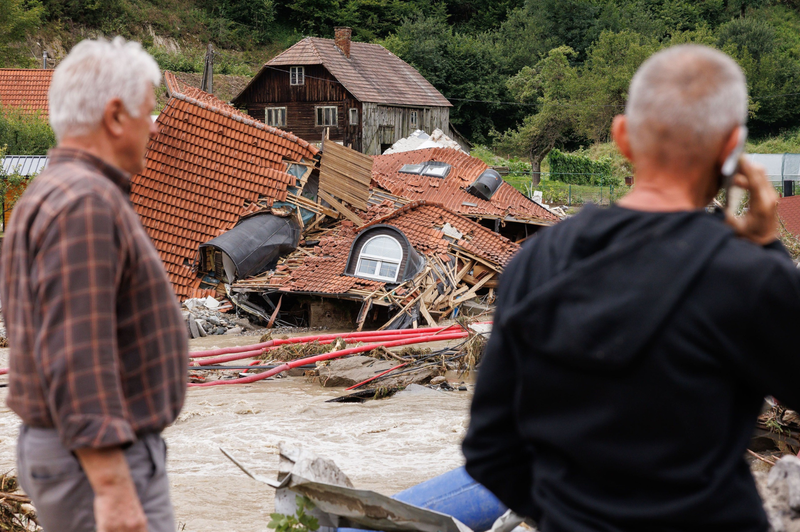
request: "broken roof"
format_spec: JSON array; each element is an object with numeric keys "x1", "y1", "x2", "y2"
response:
[
  {"x1": 235, "y1": 37, "x2": 451, "y2": 108},
  {"x1": 0, "y1": 69, "x2": 53, "y2": 118},
  {"x1": 372, "y1": 148, "x2": 560, "y2": 224},
  {"x1": 131, "y1": 73, "x2": 319, "y2": 299},
  {"x1": 234, "y1": 200, "x2": 519, "y2": 295}
]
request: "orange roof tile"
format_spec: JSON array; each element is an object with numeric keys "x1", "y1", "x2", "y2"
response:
[
  {"x1": 234, "y1": 38, "x2": 450, "y2": 108},
  {"x1": 131, "y1": 76, "x2": 318, "y2": 299},
  {"x1": 247, "y1": 201, "x2": 519, "y2": 295},
  {"x1": 0, "y1": 69, "x2": 53, "y2": 118},
  {"x1": 371, "y1": 148, "x2": 560, "y2": 224},
  {"x1": 778, "y1": 195, "x2": 800, "y2": 239}
]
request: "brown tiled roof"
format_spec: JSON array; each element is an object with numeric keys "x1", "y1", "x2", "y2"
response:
[
  {"x1": 0, "y1": 69, "x2": 53, "y2": 118},
  {"x1": 372, "y1": 148, "x2": 560, "y2": 224},
  {"x1": 243, "y1": 37, "x2": 450, "y2": 108},
  {"x1": 242, "y1": 201, "x2": 519, "y2": 295},
  {"x1": 131, "y1": 76, "x2": 319, "y2": 299},
  {"x1": 778, "y1": 195, "x2": 800, "y2": 239}
]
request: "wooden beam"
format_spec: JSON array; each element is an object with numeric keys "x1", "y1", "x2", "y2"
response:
[
  {"x1": 453, "y1": 272, "x2": 496, "y2": 304},
  {"x1": 318, "y1": 190, "x2": 364, "y2": 225}
]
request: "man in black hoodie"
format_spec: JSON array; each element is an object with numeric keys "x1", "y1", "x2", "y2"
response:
[{"x1": 462, "y1": 45, "x2": 793, "y2": 532}]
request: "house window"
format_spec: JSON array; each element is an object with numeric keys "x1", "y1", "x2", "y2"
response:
[
  {"x1": 290, "y1": 66, "x2": 304, "y2": 85},
  {"x1": 349, "y1": 108, "x2": 358, "y2": 125},
  {"x1": 265, "y1": 107, "x2": 286, "y2": 127},
  {"x1": 410, "y1": 111, "x2": 418, "y2": 127},
  {"x1": 316, "y1": 106, "x2": 338, "y2": 127},
  {"x1": 355, "y1": 235, "x2": 403, "y2": 282}
]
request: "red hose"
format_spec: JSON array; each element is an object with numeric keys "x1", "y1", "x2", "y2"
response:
[
  {"x1": 190, "y1": 330, "x2": 439, "y2": 366},
  {"x1": 188, "y1": 330, "x2": 469, "y2": 387},
  {"x1": 189, "y1": 325, "x2": 451, "y2": 358},
  {"x1": 0, "y1": 368, "x2": 7, "y2": 376}
]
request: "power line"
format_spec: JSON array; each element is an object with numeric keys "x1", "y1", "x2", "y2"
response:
[{"x1": 221, "y1": 61, "x2": 800, "y2": 109}]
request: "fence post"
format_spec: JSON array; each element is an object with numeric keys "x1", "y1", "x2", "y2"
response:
[
  {"x1": 611, "y1": 185, "x2": 614, "y2": 203},
  {"x1": 600, "y1": 186, "x2": 603, "y2": 204},
  {"x1": 568, "y1": 184, "x2": 572, "y2": 206}
]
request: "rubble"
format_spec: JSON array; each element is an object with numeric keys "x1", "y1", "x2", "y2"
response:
[
  {"x1": 182, "y1": 297, "x2": 246, "y2": 338},
  {"x1": 316, "y1": 355, "x2": 440, "y2": 388},
  {"x1": 382, "y1": 129, "x2": 465, "y2": 155},
  {"x1": 0, "y1": 473, "x2": 38, "y2": 531}
]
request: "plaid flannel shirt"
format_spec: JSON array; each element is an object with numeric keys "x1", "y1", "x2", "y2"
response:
[{"x1": 1, "y1": 148, "x2": 188, "y2": 450}]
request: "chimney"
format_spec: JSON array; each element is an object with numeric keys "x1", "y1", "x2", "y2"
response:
[{"x1": 335, "y1": 27, "x2": 351, "y2": 58}]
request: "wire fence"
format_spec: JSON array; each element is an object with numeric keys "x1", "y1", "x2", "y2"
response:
[{"x1": 502, "y1": 170, "x2": 629, "y2": 206}]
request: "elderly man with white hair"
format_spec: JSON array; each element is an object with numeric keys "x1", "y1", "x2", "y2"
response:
[
  {"x1": 463, "y1": 45, "x2": 794, "y2": 531},
  {"x1": 1, "y1": 38, "x2": 187, "y2": 532}
]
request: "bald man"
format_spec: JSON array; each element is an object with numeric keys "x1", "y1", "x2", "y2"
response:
[{"x1": 463, "y1": 45, "x2": 792, "y2": 532}]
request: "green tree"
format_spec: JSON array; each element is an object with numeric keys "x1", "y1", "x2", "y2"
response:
[
  {"x1": 0, "y1": 0, "x2": 43, "y2": 68},
  {"x1": 495, "y1": 46, "x2": 579, "y2": 182}
]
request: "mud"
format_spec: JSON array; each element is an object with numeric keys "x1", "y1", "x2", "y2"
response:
[{"x1": 0, "y1": 334, "x2": 473, "y2": 532}]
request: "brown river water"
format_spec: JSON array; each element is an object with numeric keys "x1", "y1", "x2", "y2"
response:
[{"x1": 0, "y1": 332, "x2": 474, "y2": 532}]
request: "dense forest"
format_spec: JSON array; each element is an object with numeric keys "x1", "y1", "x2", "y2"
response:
[{"x1": 4, "y1": 0, "x2": 800, "y2": 168}]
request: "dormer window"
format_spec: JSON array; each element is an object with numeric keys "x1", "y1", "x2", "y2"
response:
[
  {"x1": 290, "y1": 66, "x2": 305, "y2": 85},
  {"x1": 355, "y1": 235, "x2": 403, "y2": 282}
]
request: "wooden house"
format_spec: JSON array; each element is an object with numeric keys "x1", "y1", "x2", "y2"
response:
[{"x1": 231, "y1": 27, "x2": 453, "y2": 155}]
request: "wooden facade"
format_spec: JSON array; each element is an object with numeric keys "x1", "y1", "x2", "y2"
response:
[
  {"x1": 362, "y1": 103, "x2": 450, "y2": 155},
  {"x1": 237, "y1": 65, "x2": 364, "y2": 151}
]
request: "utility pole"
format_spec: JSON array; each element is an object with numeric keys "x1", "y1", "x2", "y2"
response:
[
  {"x1": 42, "y1": 50, "x2": 48, "y2": 69},
  {"x1": 201, "y1": 43, "x2": 214, "y2": 94}
]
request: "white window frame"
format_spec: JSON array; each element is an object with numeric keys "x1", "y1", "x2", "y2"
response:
[
  {"x1": 355, "y1": 235, "x2": 403, "y2": 283},
  {"x1": 410, "y1": 110, "x2": 418, "y2": 127},
  {"x1": 290, "y1": 66, "x2": 305, "y2": 85},
  {"x1": 316, "y1": 106, "x2": 338, "y2": 127},
  {"x1": 349, "y1": 107, "x2": 359, "y2": 125},
  {"x1": 265, "y1": 106, "x2": 286, "y2": 127}
]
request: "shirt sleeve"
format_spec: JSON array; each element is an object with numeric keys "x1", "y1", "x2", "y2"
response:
[
  {"x1": 31, "y1": 194, "x2": 136, "y2": 450},
  {"x1": 462, "y1": 251, "x2": 538, "y2": 519}
]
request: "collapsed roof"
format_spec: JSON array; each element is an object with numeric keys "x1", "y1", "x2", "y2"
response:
[
  {"x1": 130, "y1": 72, "x2": 318, "y2": 299},
  {"x1": 372, "y1": 148, "x2": 560, "y2": 225},
  {"x1": 232, "y1": 201, "x2": 519, "y2": 326}
]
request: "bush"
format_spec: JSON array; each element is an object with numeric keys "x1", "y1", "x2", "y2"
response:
[
  {"x1": 547, "y1": 148, "x2": 620, "y2": 186},
  {"x1": 0, "y1": 107, "x2": 56, "y2": 155}
]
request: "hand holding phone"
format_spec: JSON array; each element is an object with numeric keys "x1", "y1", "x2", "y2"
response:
[{"x1": 722, "y1": 126, "x2": 747, "y2": 217}]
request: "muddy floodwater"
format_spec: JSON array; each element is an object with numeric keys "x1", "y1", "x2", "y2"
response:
[{"x1": 0, "y1": 333, "x2": 474, "y2": 532}]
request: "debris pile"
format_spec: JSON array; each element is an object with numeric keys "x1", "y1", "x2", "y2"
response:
[
  {"x1": 182, "y1": 296, "x2": 251, "y2": 338},
  {"x1": 0, "y1": 473, "x2": 38, "y2": 531},
  {"x1": 382, "y1": 129, "x2": 465, "y2": 155}
]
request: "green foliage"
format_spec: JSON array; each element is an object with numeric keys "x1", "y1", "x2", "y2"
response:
[
  {"x1": 268, "y1": 496, "x2": 320, "y2": 532},
  {"x1": 547, "y1": 148, "x2": 618, "y2": 186},
  {"x1": 0, "y1": 0, "x2": 43, "y2": 68},
  {"x1": 0, "y1": 107, "x2": 56, "y2": 155}
]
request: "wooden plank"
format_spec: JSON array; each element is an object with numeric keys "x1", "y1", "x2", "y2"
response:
[
  {"x1": 419, "y1": 301, "x2": 437, "y2": 327},
  {"x1": 318, "y1": 190, "x2": 364, "y2": 225},
  {"x1": 319, "y1": 139, "x2": 373, "y2": 210},
  {"x1": 454, "y1": 272, "x2": 496, "y2": 304}
]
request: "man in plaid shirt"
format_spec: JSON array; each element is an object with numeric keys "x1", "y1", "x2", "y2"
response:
[{"x1": 1, "y1": 38, "x2": 188, "y2": 532}]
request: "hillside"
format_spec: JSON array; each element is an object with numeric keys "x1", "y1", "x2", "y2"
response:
[{"x1": 4, "y1": 0, "x2": 800, "y2": 164}]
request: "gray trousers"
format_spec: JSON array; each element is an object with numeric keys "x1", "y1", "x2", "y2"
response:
[{"x1": 16, "y1": 425, "x2": 176, "y2": 532}]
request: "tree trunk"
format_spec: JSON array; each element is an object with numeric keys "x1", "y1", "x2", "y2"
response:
[{"x1": 530, "y1": 146, "x2": 553, "y2": 187}]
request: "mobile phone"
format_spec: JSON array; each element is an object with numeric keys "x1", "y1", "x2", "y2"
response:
[{"x1": 722, "y1": 126, "x2": 747, "y2": 216}]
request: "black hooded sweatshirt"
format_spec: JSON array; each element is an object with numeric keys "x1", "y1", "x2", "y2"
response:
[{"x1": 463, "y1": 204, "x2": 800, "y2": 532}]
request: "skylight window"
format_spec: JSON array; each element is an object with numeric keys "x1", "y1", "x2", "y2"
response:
[{"x1": 399, "y1": 161, "x2": 452, "y2": 178}]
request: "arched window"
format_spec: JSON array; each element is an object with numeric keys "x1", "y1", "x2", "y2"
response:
[{"x1": 355, "y1": 235, "x2": 403, "y2": 282}]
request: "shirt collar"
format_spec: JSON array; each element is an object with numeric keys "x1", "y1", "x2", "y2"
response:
[{"x1": 47, "y1": 147, "x2": 132, "y2": 195}]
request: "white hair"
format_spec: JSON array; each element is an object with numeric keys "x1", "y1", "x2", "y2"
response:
[
  {"x1": 49, "y1": 37, "x2": 161, "y2": 140},
  {"x1": 626, "y1": 45, "x2": 748, "y2": 160}
]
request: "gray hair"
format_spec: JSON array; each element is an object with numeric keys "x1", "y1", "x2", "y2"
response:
[
  {"x1": 49, "y1": 37, "x2": 161, "y2": 141},
  {"x1": 626, "y1": 45, "x2": 748, "y2": 161}
]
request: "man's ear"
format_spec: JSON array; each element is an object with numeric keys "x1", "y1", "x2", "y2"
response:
[
  {"x1": 102, "y1": 98, "x2": 127, "y2": 139},
  {"x1": 612, "y1": 115, "x2": 633, "y2": 162},
  {"x1": 717, "y1": 126, "x2": 742, "y2": 168}
]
